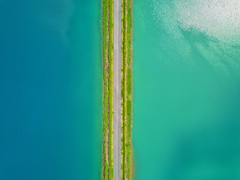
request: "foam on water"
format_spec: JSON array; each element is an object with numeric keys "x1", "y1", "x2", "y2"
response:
[
  {"x1": 152, "y1": 0, "x2": 240, "y2": 78},
  {"x1": 176, "y1": 0, "x2": 240, "y2": 44},
  {"x1": 153, "y1": 0, "x2": 240, "y2": 45}
]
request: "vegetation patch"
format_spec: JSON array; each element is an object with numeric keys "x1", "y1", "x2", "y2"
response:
[
  {"x1": 102, "y1": 0, "x2": 114, "y2": 179},
  {"x1": 121, "y1": 0, "x2": 133, "y2": 179}
]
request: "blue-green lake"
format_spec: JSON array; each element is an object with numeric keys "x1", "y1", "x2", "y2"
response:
[
  {"x1": 133, "y1": 0, "x2": 240, "y2": 179},
  {"x1": 0, "y1": 1, "x2": 101, "y2": 179}
]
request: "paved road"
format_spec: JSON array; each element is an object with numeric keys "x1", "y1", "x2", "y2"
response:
[{"x1": 113, "y1": 0, "x2": 121, "y2": 179}]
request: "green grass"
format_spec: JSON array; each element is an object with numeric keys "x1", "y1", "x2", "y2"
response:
[
  {"x1": 102, "y1": 0, "x2": 114, "y2": 179},
  {"x1": 121, "y1": 0, "x2": 133, "y2": 179}
]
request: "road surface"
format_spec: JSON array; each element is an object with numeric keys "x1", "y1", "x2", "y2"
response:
[{"x1": 113, "y1": 0, "x2": 121, "y2": 179}]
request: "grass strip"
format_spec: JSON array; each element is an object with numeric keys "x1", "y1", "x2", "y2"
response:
[
  {"x1": 121, "y1": 0, "x2": 133, "y2": 179},
  {"x1": 102, "y1": 0, "x2": 114, "y2": 179}
]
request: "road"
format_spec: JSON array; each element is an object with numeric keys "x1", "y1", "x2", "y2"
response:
[{"x1": 113, "y1": 0, "x2": 121, "y2": 178}]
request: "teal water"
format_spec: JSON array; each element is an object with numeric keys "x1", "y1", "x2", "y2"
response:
[
  {"x1": 0, "y1": 1, "x2": 101, "y2": 179},
  {"x1": 133, "y1": 0, "x2": 240, "y2": 179}
]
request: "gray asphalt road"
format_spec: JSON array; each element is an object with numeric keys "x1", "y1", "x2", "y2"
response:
[{"x1": 113, "y1": 0, "x2": 121, "y2": 179}]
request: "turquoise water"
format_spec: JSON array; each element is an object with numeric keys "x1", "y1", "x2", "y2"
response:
[
  {"x1": 133, "y1": 0, "x2": 240, "y2": 179},
  {"x1": 0, "y1": 1, "x2": 101, "y2": 179}
]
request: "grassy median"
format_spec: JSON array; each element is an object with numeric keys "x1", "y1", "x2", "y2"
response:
[
  {"x1": 102, "y1": 0, "x2": 114, "y2": 179},
  {"x1": 121, "y1": 0, "x2": 133, "y2": 179}
]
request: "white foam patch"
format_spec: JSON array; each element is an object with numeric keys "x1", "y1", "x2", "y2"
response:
[
  {"x1": 175, "y1": 0, "x2": 240, "y2": 44},
  {"x1": 151, "y1": 0, "x2": 240, "y2": 77}
]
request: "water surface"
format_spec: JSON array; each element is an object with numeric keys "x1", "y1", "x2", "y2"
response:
[
  {"x1": 0, "y1": 1, "x2": 101, "y2": 179},
  {"x1": 133, "y1": 0, "x2": 240, "y2": 179}
]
